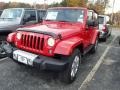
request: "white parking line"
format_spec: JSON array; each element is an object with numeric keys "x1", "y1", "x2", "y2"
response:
[
  {"x1": 99, "y1": 44, "x2": 120, "y2": 49},
  {"x1": 0, "y1": 57, "x2": 8, "y2": 62},
  {"x1": 78, "y1": 36, "x2": 117, "y2": 90}
]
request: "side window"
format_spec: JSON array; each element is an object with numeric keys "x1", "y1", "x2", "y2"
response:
[
  {"x1": 38, "y1": 10, "x2": 46, "y2": 20},
  {"x1": 93, "y1": 13, "x2": 98, "y2": 21},
  {"x1": 87, "y1": 10, "x2": 98, "y2": 27},
  {"x1": 88, "y1": 11, "x2": 93, "y2": 20},
  {"x1": 24, "y1": 10, "x2": 37, "y2": 22}
]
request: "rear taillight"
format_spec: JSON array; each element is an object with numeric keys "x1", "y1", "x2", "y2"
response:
[
  {"x1": 7, "y1": 32, "x2": 16, "y2": 43},
  {"x1": 102, "y1": 25, "x2": 107, "y2": 32}
]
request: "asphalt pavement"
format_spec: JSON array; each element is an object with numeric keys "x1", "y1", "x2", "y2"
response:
[
  {"x1": 81, "y1": 35, "x2": 120, "y2": 90},
  {"x1": 0, "y1": 28, "x2": 119, "y2": 90}
]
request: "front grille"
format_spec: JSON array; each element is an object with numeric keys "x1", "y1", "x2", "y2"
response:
[{"x1": 21, "y1": 33, "x2": 44, "y2": 51}]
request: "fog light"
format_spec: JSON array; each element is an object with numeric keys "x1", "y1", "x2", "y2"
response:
[{"x1": 49, "y1": 50, "x2": 52, "y2": 54}]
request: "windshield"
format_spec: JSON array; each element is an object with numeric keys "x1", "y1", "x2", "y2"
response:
[
  {"x1": 45, "y1": 9, "x2": 84, "y2": 23},
  {"x1": 98, "y1": 16, "x2": 104, "y2": 24},
  {"x1": 0, "y1": 9, "x2": 22, "y2": 19}
]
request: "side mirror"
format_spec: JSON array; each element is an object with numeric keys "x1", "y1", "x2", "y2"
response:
[
  {"x1": 87, "y1": 20, "x2": 98, "y2": 27},
  {"x1": 87, "y1": 20, "x2": 95, "y2": 26}
]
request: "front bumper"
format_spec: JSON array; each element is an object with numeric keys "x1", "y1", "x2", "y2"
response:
[
  {"x1": 33, "y1": 55, "x2": 67, "y2": 71},
  {"x1": 2, "y1": 43, "x2": 68, "y2": 71},
  {"x1": 99, "y1": 31, "x2": 108, "y2": 39}
]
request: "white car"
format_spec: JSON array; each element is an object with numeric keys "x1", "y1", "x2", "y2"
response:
[{"x1": 98, "y1": 15, "x2": 111, "y2": 41}]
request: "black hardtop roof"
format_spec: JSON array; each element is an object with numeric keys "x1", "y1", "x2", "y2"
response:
[
  {"x1": 88, "y1": 9, "x2": 99, "y2": 14},
  {"x1": 48, "y1": 7, "x2": 98, "y2": 14}
]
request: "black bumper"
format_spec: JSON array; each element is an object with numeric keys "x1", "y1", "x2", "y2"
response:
[
  {"x1": 99, "y1": 32, "x2": 109, "y2": 39},
  {"x1": 2, "y1": 43, "x2": 68, "y2": 71},
  {"x1": 33, "y1": 55, "x2": 68, "y2": 71}
]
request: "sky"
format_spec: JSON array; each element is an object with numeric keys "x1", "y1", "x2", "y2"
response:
[
  {"x1": 0, "y1": 0, "x2": 62, "y2": 4},
  {"x1": 0, "y1": 0, "x2": 120, "y2": 13}
]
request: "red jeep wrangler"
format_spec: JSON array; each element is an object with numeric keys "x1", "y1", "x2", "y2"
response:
[{"x1": 5, "y1": 7, "x2": 99, "y2": 83}]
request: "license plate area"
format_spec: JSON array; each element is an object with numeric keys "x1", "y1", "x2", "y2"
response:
[{"x1": 13, "y1": 50, "x2": 38, "y2": 65}]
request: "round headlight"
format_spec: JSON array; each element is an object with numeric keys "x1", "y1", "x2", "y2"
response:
[
  {"x1": 48, "y1": 38, "x2": 55, "y2": 47},
  {"x1": 16, "y1": 33, "x2": 21, "y2": 40}
]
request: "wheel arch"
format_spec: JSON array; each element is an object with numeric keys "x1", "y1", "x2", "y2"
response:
[
  {"x1": 54, "y1": 38, "x2": 84, "y2": 56},
  {"x1": 73, "y1": 43, "x2": 84, "y2": 55}
]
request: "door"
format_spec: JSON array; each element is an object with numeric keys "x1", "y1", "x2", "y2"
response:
[
  {"x1": 87, "y1": 10, "x2": 98, "y2": 44},
  {"x1": 37, "y1": 10, "x2": 46, "y2": 22},
  {"x1": 21, "y1": 10, "x2": 37, "y2": 27}
]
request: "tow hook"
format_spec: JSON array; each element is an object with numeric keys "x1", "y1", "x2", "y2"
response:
[{"x1": 0, "y1": 41, "x2": 13, "y2": 58}]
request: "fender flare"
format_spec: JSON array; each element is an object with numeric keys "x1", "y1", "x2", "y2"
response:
[{"x1": 54, "y1": 37, "x2": 83, "y2": 55}]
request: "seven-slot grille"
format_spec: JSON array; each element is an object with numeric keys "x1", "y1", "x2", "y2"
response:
[{"x1": 21, "y1": 33, "x2": 44, "y2": 51}]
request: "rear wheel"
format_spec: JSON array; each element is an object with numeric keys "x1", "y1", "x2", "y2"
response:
[
  {"x1": 59, "y1": 49, "x2": 81, "y2": 84},
  {"x1": 102, "y1": 37, "x2": 107, "y2": 42},
  {"x1": 119, "y1": 38, "x2": 120, "y2": 45}
]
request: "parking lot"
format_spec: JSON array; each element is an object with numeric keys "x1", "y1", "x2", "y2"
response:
[{"x1": 0, "y1": 28, "x2": 119, "y2": 90}]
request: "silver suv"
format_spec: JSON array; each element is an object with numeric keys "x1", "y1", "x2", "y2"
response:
[{"x1": 98, "y1": 15, "x2": 111, "y2": 41}]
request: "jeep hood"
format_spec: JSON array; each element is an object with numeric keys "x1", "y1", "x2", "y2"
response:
[
  {"x1": 0, "y1": 19, "x2": 20, "y2": 32},
  {"x1": 17, "y1": 22, "x2": 83, "y2": 38}
]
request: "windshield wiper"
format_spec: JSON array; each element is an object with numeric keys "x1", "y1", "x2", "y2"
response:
[
  {"x1": 57, "y1": 20, "x2": 70, "y2": 22},
  {"x1": 44, "y1": 19, "x2": 56, "y2": 21},
  {"x1": 44, "y1": 19, "x2": 52, "y2": 21},
  {"x1": 44, "y1": 19, "x2": 71, "y2": 22},
  {"x1": 0, "y1": 18, "x2": 13, "y2": 19}
]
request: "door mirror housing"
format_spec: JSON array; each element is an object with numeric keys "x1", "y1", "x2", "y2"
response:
[{"x1": 87, "y1": 20, "x2": 98, "y2": 27}]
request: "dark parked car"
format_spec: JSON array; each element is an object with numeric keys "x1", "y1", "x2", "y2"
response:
[
  {"x1": 0, "y1": 8, "x2": 46, "y2": 40},
  {"x1": 98, "y1": 15, "x2": 111, "y2": 41},
  {"x1": 0, "y1": 10, "x2": 2, "y2": 16}
]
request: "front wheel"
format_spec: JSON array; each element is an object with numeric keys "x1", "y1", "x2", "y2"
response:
[{"x1": 59, "y1": 49, "x2": 81, "y2": 84}]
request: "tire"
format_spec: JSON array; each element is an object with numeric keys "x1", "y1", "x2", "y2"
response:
[
  {"x1": 109, "y1": 32, "x2": 111, "y2": 37},
  {"x1": 102, "y1": 37, "x2": 107, "y2": 42},
  {"x1": 0, "y1": 35, "x2": 8, "y2": 59},
  {"x1": 0, "y1": 35, "x2": 7, "y2": 41},
  {"x1": 90, "y1": 38, "x2": 98, "y2": 53},
  {"x1": 0, "y1": 48, "x2": 7, "y2": 59},
  {"x1": 14, "y1": 60, "x2": 24, "y2": 66},
  {"x1": 59, "y1": 49, "x2": 81, "y2": 84},
  {"x1": 0, "y1": 41, "x2": 8, "y2": 59},
  {"x1": 119, "y1": 38, "x2": 120, "y2": 45}
]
